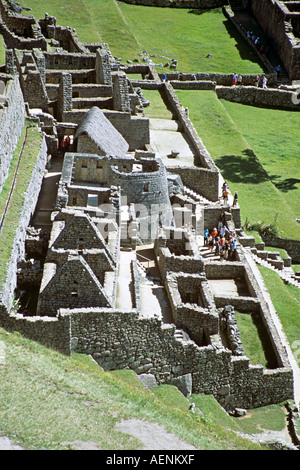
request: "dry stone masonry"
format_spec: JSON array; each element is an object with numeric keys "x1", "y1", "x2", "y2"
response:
[{"x1": 0, "y1": 0, "x2": 298, "y2": 415}]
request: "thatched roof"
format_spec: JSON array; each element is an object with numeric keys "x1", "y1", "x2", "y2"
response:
[{"x1": 75, "y1": 106, "x2": 129, "y2": 156}]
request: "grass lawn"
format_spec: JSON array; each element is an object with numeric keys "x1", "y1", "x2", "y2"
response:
[
  {"x1": 258, "y1": 265, "x2": 300, "y2": 354},
  {"x1": 175, "y1": 90, "x2": 300, "y2": 239},
  {"x1": 0, "y1": 122, "x2": 42, "y2": 285},
  {"x1": 234, "y1": 311, "x2": 269, "y2": 367},
  {"x1": 231, "y1": 404, "x2": 287, "y2": 435},
  {"x1": 221, "y1": 101, "x2": 300, "y2": 224},
  {"x1": 20, "y1": 1, "x2": 264, "y2": 74},
  {"x1": 0, "y1": 328, "x2": 266, "y2": 450}
]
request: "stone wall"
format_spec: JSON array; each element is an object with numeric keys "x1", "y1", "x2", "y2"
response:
[
  {"x1": 167, "y1": 166, "x2": 219, "y2": 202},
  {"x1": 0, "y1": 131, "x2": 48, "y2": 313},
  {"x1": 261, "y1": 235, "x2": 300, "y2": 264},
  {"x1": 250, "y1": 0, "x2": 300, "y2": 80},
  {"x1": 95, "y1": 48, "x2": 112, "y2": 86},
  {"x1": 216, "y1": 85, "x2": 300, "y2": 110},
  {"x1": 61, "y1": 109, "x2": 150, "y2": 151},
  {"x1": 44, "y1": 52, "x2": 95, "y2": 71},
  {"x1": 64, "y1": 306, "x2": 293, "y2": 410},
  {"x1": 113, "y1": 72, "x2": 131, "y2": 112},
  {"x1": 161, "y1": 81, "x2": 218, "y2": 170},
  {"x1": 0, "y1": 308, "x2": 71, "y2": 355},
  {"x1": 118, "y1": 0, "x2": 225, "y2": 8},
  {"x1": 0, "y1": 74, "x2": 25, "y2": 192}
]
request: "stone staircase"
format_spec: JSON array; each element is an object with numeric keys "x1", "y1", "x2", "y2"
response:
[
  {"x1": 183, "y1": 185, "x2": 212, "y2": 206},
  {"x1": 251, "y1": 250, "x2": 300, "y2": 289},
  {"x1": 174, "y1": 328, "x2": 195, "y2": 345}
]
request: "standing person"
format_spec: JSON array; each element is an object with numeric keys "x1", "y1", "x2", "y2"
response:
[
  {"x1": 237, "y1": 74, "x2": 242, "y2": 86},
  {"x1": 262, "y1": 76, "x2": 267, "y2": 89},
  {"x1": 233, "y1": 191, "x2": 238, "y2": 207},
  {"x1": 254, "y1": 75, "x2": 259, "y2": 87},
  {"x1": 222, "y1": 187, "x2": 229, "y2": 204},
  {"x1": 275, "y1": 65, "x2": 281, "y2": 79},
  {"x1": 203, "y1": 228, "x2": 209, "y2": 246},
  {"x1": 232, "y1": 73, "x2": 237, "y2": 86}
]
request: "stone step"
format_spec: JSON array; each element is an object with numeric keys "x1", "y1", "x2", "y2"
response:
[{"x1": 252, "y1": 253, "x2": 300, "y2": 289}]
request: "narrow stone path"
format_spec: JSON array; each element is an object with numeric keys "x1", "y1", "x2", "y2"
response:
[{"x1": 116, "y1": 249, "x2": 136, "y2": 309}]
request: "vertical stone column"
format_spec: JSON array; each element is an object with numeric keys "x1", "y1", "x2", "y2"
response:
[
  {"x1": 33, "y1": 48, "x2": 46, "y2": 85},
  {"x1": 57, "y1": 72, "x2": 72, "y2": 121},
  {"x1": 5, "y1": 49, "x2": 17, "y2": 75},
  {"x1": 95, "y1": 48, "x2": 112, "y2": 86},
  {"x1": 113, "y1": 72, "x2": 131, "y2": 113}
]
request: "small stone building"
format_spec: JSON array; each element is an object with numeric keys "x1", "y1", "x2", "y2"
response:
[{"x1": 74, "y1": 106, "x2": 129, "y2": 156}]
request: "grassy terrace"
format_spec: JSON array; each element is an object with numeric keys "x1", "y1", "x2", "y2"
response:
[
  {"x1": 0, "y1": 0, "x2": 298, "y2": 450},
  {"x1": 0, "y1": 327, "x2": 274, "y2": 450},
  {"x1": 175, "y1": 90, "x2": 300, "y2": 239},
  {"x1": 0, "y1": 122, "x2": 42, "y2": 285},
  {"x1": 20, "y1": 1, "x2": 263, "y2": 74}
]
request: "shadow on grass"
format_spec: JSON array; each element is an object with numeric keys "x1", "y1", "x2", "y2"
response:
[
  {"x1": 270, "y1": 176, "x2": 300, "y2": 193},
  {"x1": 188, "y1": 9, "x2": 221, "y2": 16},
  {"x1": 222, "y1": 18, "x2": 265, "y2": 68},
  {"x1": 215, "y1": 149, "x2": 269, "y2": 185}
]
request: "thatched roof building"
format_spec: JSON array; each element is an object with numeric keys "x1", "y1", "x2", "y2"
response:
[{"x1": 74, "y1": 106, "x2": 129, "y2": 156}]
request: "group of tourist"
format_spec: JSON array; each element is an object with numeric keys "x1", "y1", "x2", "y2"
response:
[
  {"x1": 203, "y1": 223, "x2": 237, "y2": 260},
  {"x1": 60, "y1": 135, "x2": 71, "y2": 152},
  {"x1": 221, "y1": 181, "x2": 238, "y2": 207},
  {"x1": 231, "y1": 73, "x2": 243, "y2": 86},
  {"x1": 246, "y1": 31, "x2": 269, "y2": 56},
  {"x1": 231, "y1": 72, "x2": 269, "y2": 89}
]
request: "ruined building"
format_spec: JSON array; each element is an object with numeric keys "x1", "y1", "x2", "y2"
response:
[{"x1": 0, "y1": 0, "x2": 297, "y2": 413}]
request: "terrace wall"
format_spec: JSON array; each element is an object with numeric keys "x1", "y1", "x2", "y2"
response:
[
  {"x1": 0, "y1": 75, "x2": 25, "y2": 192},
  {"x1": 251, "y1": 0, "x2": 300, "y2": 80},
  {"x1": 0, "y1": 131, "x2": 47, "y2": 313},
  {"x1": 66, "y1": 307, "x2": 293, "y2": 410}
]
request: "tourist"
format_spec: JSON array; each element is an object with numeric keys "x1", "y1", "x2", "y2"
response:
[
  {"x1": 232, "y1": 73, "x2": 237, "y2": 86},
  {"x1": 220, "y1": 236, "x2": 226, "y2": 259},
  {"x1": 222, "y1": 187, "x2": 229, "y2": 204},
  {"x1": 215, "y1": 236, "x2": 221, "y2": 255},
  {"x1": 203, "y1": 228, "x2": 209, "y2": 246},
  {"x1": 219, "y1": 225, "x2": 228, "y2": 238},
  {"x1": 232, "y1": 191, "x2": 238, "y2": 206},
  {"x1": 262, "y1": 76, "x2": 267, "y2": 89},
  {"x1": 275, "y1": 65, "x2": 281, "y2": 79},
  {"x1": 254, "y1": 75, "x2": 259, "y2": 87},
  {"x1": 207, "y1": 235, "x2": 215, "y2": 252},
  {"x1": 211, "y1": 227, "x2": 218, "y2": 239},
  {"x1": 229, "y1": 238, "x2": 237, "y2": 260},
  {"x1": 237, "y1": 74, "x2": 242, "y2": 86}
]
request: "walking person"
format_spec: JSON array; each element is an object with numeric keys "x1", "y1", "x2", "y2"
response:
[{"x1": 262, "y1": 75, "x2": 267, "y2": 89}]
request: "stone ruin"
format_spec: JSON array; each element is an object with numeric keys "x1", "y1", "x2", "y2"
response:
[{"x1": 0, "y1": 0, "x2": 298, "y2": 414}]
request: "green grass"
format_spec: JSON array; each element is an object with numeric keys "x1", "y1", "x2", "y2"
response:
[
  {"x1": 20, "y1": 1, "x2": 263, "y2": 74},
  {"x1": 0, "y1": 328, "x2": 267, "y2": 450},
  {"x1": 221, "y1": 101, "x2": 300, "y2": 224},
  {"x1": 234, "y1": 312, "x2": 268, "y2": 367},
  {"x1": 0, "y1": 122, "x2": 42, "y2": 285},
  {"x1": 142, "y1": 89, "x2": 174, "y2": 119},
  {"x1": 175, "y1": 90, "x2": 300, "y2": 239},
  {"x1": 231, "y1": 404, "x2": 287, "y2": 435},
  {"x1": 258, "y1": 266, "x2": 300, "y2": 354}
]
